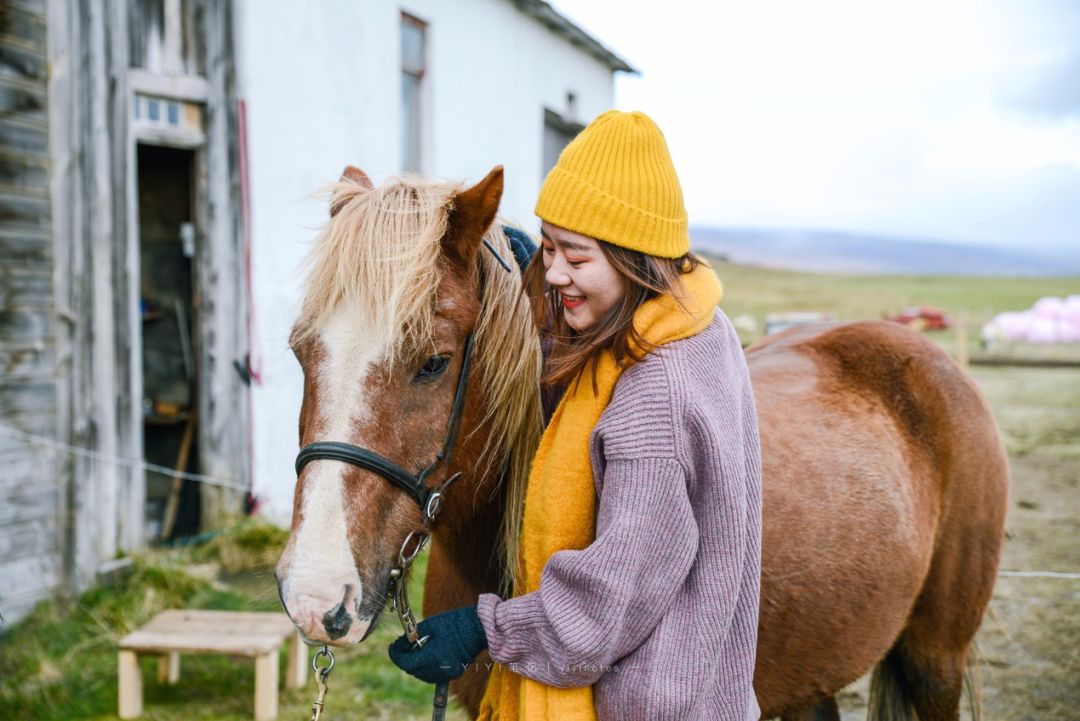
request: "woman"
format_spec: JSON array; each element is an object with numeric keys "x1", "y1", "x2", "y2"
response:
[{"x1": 390, "y1": 110, "x2": 762, "y2": 721}]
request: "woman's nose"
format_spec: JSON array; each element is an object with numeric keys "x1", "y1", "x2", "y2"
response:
[{"x1": 545, "y1": 257, "x2": 570, "y2": 287}]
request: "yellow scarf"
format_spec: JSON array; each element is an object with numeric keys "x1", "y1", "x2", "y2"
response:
[{"x1": 477, "y1": 263, "x2": 723, "y2": 721}]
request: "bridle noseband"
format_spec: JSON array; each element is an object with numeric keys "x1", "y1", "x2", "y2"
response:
[{"x1": 294, "y1": 331, "x2": 476, "y2": 527}]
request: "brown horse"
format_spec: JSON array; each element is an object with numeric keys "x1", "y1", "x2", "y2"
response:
[{"x1": 276, "y1": 165, "x2": 1009, "y2": 720}]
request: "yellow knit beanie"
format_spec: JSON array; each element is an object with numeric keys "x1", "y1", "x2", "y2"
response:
[{"x1": 535, "y1": 110, "x2": 689, "y2": 258}]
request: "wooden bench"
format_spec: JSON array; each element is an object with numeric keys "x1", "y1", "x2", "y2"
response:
[{"x1": 117, "y1": 610, "x2": 308, "y2": 721}]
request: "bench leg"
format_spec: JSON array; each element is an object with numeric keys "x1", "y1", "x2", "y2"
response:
[
  {"x1": 157, "y1": 652, "x2": 181, "y2": 684},
  {"x1": 118, "y1": 650, "x2": 143, "y2": 719},
  {"x1": 254, "y1": 651, "x2": 279, "y2": 721},
  {"x1": 285, "y1": 631, "x2": 307, "y2": 689}
]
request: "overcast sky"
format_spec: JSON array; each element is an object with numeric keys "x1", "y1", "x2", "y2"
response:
[{"x1": 550, "y1": 0, "x2": 1080, "y2": 252}]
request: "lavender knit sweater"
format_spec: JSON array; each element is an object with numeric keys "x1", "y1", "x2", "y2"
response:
[{"x1": 477, "y1": 310, "x2": 763, "y2": 721}]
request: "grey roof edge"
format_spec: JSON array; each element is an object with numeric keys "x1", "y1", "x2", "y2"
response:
[{"x1": 509, "y1": 0, "x2": 639, "y2": 74}]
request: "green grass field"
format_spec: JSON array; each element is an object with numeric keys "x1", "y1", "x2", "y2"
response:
[
  {"x1": 710, "y1": 257, "x2": 1079, "y2": 356},
  {"x1": 1, "y1": 262, "x2": 1077, "y2": 720}
]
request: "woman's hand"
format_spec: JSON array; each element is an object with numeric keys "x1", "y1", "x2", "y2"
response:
[{"x1": 387, "y1": 605, "x2": 489, "y2": 684}]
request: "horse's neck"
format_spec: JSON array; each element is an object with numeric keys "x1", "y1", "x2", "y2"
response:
[{"x1": 433, "y1": 463, "x2": 509, "y2": 598}]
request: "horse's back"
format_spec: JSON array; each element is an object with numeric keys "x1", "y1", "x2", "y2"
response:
[{"x1": 744, "y1": 320, "x2": 1008, "y2": 715}]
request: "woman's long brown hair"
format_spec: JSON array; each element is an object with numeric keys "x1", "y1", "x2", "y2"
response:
[{"x1": 522, "y1": 239, "x2": 703, "y2": 395}]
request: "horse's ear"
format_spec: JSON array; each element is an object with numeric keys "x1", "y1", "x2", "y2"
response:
[
  {"x1": 330, "y1": 165, "x2": 374, "y2": 217},
  {"x1": 444, "y1": 165, "x2": 504, "y2": 268}
]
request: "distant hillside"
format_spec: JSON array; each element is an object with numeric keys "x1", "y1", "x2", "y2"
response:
[{"x1": 690, "y1": 226, "x2": 1080, "y2": 276}]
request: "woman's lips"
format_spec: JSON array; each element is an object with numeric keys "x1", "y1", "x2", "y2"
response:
[{"x1": 562, "y1": 294, "x2": 585, "y2": 310}]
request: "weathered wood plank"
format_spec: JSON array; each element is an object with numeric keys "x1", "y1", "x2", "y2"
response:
[
  {"x1": 0, "y1": 553, "x2": 61, "y2": 606},
  {"x1": 0, "y1": 306, "x2": 50, "y2": 342},
  {"x1": 117, "y1": 632, "x2": 285, "y2": 656},
  {"x1": 0, "y1": 342, "x2": 53, "y2": 375},
  {"x1": 0, "y1": 410, "x2": 53, "y2": 454},
  {"x1": 0, "y1": 191, "x2": 49, "y2": 228},
  {"x1": 0, "y1": 465, "x2": 58, "y2": 500},
  {"x1": 0, "y1": 453, "x2": 59, "y2": 494},
  {"x1": 0, "y1": 486, "x2": 58, "y2": 525},
  {"x1": 0, "y1": 515, "x2": 57, "y2": 562},
  {"x1": 0, "y1": 379, "x2": 54, "y2": 415},
  {"x1": 46, "y1": 0, "x2": 75, "y2": 605},
  {"x1": 0, "y1": 80, "x2": 47, "y2": 123},
  {"x1": 119, "y1": 611, "x2": 297, "y2": 656},
  {"x1": 195, "y1": 0, "x2": 248, "y2": 530},
  {"x1": 0, "y1": 148, "x2": 49, "y2": 193},
  {"x1": 147, "y1": 610, "x2": 296, "y2": 630},
  {"x1": 0, "y1": 116, "x2": 47, "y2": 153},
  {"x1": 0, "y1": 4, "x2": 48, "y2": 49},
  {"x1": 0, "y1": 38, "x2": 45, "y2": 81},
  {"x1": 0, "y1": 230, "x2": 51, "y2": 267},
  {"x1": 0, "y1": 267, "x2": 52, "y2": 307},
  {"x1": 4, "y1": 1, "x2": 46, "y2": 22}
]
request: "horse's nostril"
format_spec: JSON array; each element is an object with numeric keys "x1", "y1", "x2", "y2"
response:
[{"x1": 322, "y1": 603, "x2": 353, "y2": 640}]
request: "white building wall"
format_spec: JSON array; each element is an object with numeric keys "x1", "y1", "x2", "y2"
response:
[{"x1": 236, "y1": 0, "x2": 617, "y2": 521}]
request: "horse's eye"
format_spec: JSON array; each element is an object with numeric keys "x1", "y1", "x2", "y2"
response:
[{"x1": 415, "y1": 355, "x2": 450, "y2": 382}]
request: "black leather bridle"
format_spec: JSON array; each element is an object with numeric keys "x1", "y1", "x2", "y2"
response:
[{"x1": 293, "y1": 331, "x2": 476, "y2": 527}]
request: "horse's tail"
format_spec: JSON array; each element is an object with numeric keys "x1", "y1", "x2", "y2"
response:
[
  {"x1": 867, "y1": 646, "x2": 916, "y2": 721},
  {"x1": 868, "y1": 639, "x2": 984, "y2": 721}
]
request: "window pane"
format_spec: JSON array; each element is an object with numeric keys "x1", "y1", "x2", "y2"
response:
[
  {"x1": 402, "y1": 73, "x2": 421, "y2": 171},
  {"x1": 401, "y1": 19, "x2": 425, "y2": 73}
]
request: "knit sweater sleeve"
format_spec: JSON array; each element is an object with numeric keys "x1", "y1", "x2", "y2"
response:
[{"x1": 476, "y1": 453, "x2": 699, "y2": 688}]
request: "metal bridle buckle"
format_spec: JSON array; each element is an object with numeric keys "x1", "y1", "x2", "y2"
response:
[
  {"x1": 425, "y1": 492, "x2": 444, "y2": 522},
  {"x1": 309, "y1": 646, "x2": 334, "y2": 721},
  {"x1": 424, "y1": 471, "x2": 462, "y2": 525}
]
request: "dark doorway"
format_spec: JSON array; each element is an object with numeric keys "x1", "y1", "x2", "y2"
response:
[{"x1": 137, "y1": 143, "x2": 201, "y2": 540}]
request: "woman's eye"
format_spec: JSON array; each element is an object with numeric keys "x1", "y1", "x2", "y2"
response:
[{"x1": 415, "y1": 355, "x2": 450, "y2": 382}]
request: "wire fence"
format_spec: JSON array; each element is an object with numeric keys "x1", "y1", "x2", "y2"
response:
[{"x1": 0, "y1": 422, "x2": 249, "y2": 493}]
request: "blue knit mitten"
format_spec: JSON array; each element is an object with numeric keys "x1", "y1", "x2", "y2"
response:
[{"x1": 388, "y1": 605, "x2": 489, "y2": 684}]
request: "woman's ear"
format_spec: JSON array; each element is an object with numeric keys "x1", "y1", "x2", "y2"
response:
[
  {"x1": 443, "y1": 165, "x2": 504, "y2": 269},
  {"x1": 329, "y1": 165, "x2": 374, "y2": 217}
]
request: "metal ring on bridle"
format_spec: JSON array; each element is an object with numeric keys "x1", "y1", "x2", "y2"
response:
[
  {"x1": 312, "y1": 646, "x2": 335, "y2": 675},
  {"x1": 425, "y1": 491, "x2": 444, "y2": 520},
  {"x1": 399, "y1": 530, "x2": 428, "y2": 565}
]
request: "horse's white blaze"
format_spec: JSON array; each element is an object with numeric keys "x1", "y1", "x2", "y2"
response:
[{"x1": 286, "y1": 309, "x2": 386, "y2": 636}]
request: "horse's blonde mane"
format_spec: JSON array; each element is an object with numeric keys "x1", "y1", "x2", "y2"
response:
[
  {"x1": 296, "y1": 174, "x2": 541, "y2": 597},
  {"x1": 295, "y1": 176, "x2": 449, "y2": 363}
]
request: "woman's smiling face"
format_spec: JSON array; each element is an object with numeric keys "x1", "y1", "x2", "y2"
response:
[{"x1": 541, "y1": 222, "x2": 627, "y2": 332}]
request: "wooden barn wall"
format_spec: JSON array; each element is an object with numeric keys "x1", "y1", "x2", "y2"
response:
[
  {"x1": 0, "y1": 0, "x2": 245, "y2": 624},
  {"x1": 0, "y1": 0, "x2": 62, "y2": 622}
]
